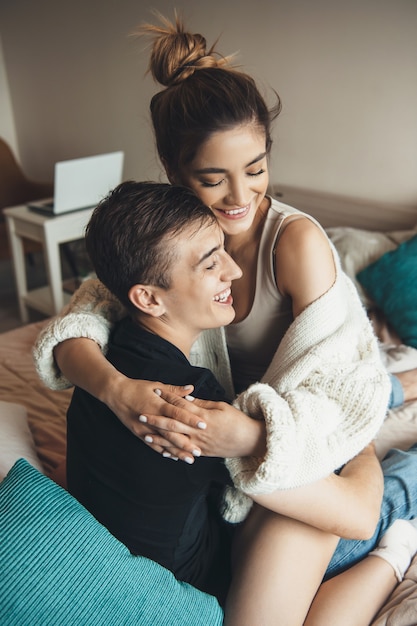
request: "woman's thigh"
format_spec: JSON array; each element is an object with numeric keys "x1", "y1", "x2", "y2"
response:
[{"x1": 224, "y1": 505, "x2": 339, "y2": 626}]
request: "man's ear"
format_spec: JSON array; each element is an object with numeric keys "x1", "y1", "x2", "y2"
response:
[{"x1": 128, "y1": 285, "x2": 166, "y2": 317}]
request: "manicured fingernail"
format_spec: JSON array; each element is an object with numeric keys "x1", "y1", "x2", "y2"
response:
[
  {"x1": 192, "y1": 449, "x2": 201, "y2": 457},
  {"x1": 171, "y1": 456, "x2": 179, "y2": 461},
  {"x1": 139, "y1": 415, "x2": 147, "y2": 423},
  {"x1": 184, "y1": 456, "x2": 194, "y2": 464},
  {"x1": 145, "y1": 435, "x2": 153, "y2": 443},
  {"x1": 154, "y1": 388, "x2": 162, "y2": 396},
  {"x1": 183, "y1": 385, "x2": 193, "y2": 390},
  {"x1": 162, "y1": 451, "x2": 171, "y2": 458},
  {"x1": 185, "y1": 395, "x2": 195, "y2": 401},
  {"x1": 197, "y1": 422, "x2": 207, "y2": 430}
]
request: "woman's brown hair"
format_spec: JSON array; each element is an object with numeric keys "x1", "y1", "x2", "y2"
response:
[{"x1": 137, "y1": 13, "x2": 282, "y2": 181}]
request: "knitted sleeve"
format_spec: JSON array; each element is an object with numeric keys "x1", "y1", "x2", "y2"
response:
[
  {"x1": 33, "y1": 280, "x2": 233, "y2": 394},
  {"x1": 33, "y1": 279, "x2": 126, "y2": 390},
  {"x1": 222, "y1": 270, "x2": 391, "y2": 523}
]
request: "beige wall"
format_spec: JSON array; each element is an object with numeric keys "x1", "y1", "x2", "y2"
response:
[
  {"x1": 0, "y1": 36, "x2": 19, "y2": 158},
  {"x1": 0, "y1": 0, "x2": 416, "y2": 211}
]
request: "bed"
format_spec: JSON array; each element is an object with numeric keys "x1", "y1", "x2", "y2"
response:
[{"x1": 1, "y1": 187, "x2": 417, "y2": 624}]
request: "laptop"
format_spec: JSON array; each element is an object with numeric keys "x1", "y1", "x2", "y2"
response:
[{"x1": 28, "y1": 151, "x2": 124, "y2": 215}]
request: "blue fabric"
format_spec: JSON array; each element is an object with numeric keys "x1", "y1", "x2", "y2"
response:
[
  {"x1": 325, "y1": 443, "x2": 417, "y2": 579},
  {"x1": 0, "y1": 459, "x2": 224, "y2": 626},
  {"x1": 357, "y1": 234, "x2": 417, "y2": 348},
  {"x1": 388, "y1": 373, "x2": 405, "y2": 409}
]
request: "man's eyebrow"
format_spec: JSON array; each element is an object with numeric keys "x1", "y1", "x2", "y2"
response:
[
  {"x1": 195, "y1": 244, "x2": 221, "y2": 267},
  {"x1": 193, "y1": 152, "x2": 267, "y2": 175}
]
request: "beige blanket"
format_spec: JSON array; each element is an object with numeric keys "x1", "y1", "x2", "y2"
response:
[{"x1": 0, "y1": 320, "x2": 69, "y2": 475}]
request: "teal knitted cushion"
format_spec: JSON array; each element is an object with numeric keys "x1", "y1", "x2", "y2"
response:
[
  {"x1": 0, "y1": 459, "x2": 224, "y2": 626},
  {"x1": 357, "y1": 233, "x2": 417, "y2": 348}
]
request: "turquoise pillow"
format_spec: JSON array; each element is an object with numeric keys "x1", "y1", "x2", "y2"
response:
[
  {"x1": 0, "y1": 459, "x2": 223, "y2": 626},
  {"x1": 357, "y1": 233, "x2": 417, "y2": 349}
]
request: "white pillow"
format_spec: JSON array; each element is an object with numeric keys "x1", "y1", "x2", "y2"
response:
[
  {"x1": 0, "y1": 401, "x2": 44, "y2": 481},
  {"x1": 327, "y1": 226, "x2": 417, "y2": 307}
]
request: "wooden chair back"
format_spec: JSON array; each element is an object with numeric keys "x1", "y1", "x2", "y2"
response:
[{"x1": 0, "y1": 138, "x2": 53, "y2": 260}]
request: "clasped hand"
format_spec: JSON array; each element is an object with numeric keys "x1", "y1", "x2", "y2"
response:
[{"x1": 108, "y1": 378, "x2": 265, "y2": 463}]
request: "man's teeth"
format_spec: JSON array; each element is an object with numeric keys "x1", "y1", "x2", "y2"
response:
[
  {"x1": 213, "y1": 288, "x2": 231, "y2": 303},
  {"x1": 224, "y1": 207, "x2": 247, "y2": 216}
]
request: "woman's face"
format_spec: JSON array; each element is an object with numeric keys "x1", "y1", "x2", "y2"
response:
[{"x1": 180, "y1": 124, "x2": 270, "y2": 237}]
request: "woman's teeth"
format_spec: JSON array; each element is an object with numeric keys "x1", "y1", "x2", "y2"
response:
[{"x1": 224, "y1": 207, "x2": 247, "y2": 216}]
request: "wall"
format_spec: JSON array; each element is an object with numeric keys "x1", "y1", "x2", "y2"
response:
[
  {"x1": 0, "y1": 0, "x2": 416, "y2": 211},
  {"x1": 0, "y1": 35, "x2": 19, "y2": 158}
]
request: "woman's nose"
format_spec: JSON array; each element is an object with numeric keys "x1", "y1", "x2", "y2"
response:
[{"x1": 226, "y1": 180, "x2": 249, "y2": 207}]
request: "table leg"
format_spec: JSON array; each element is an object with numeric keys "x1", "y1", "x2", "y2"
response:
[
  {"x1": 43, "y1": 230, "x2": 64, "y2": 315},
  {"x1": 5, "y1": 216, "x2": 30, "y2": 323}
]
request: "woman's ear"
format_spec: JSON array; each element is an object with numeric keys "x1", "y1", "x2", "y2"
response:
[
  {"x1": 161, "y1": 158, "x2": 178, "y2": 185},
  {"x1": 128, "y1": 285, "x2": 166, "y2": 317}
]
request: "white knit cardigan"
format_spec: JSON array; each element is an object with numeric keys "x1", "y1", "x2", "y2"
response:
[
  {"x1": 34, "y1": 248, "x2": 390, "y2": 523},
  {"x1": 222, "y1": 246, "x2": 391, "y2": 522}
]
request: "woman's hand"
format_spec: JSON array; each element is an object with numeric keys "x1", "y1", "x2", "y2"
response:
[
  {"x1": 54, "y1": 337, "x2": 266, "y2": 463},
  {"x1": 54, "y1": 338, "x2": 208, "y2": 462},
  {"x1": 140, "y1": 389, "x2": 266, "y2": 461},
  {"x1": 102, "y1": 373, "x2": 210, "y2": 461}
]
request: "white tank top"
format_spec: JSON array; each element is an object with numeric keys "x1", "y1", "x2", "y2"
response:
[{"x1": 226, "y1": 198, "x2": 319, "y2": 393}]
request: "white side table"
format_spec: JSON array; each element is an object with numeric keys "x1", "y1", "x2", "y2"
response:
[{"x1": 4, "y1": 204, "x2": 94, "y2": 322}]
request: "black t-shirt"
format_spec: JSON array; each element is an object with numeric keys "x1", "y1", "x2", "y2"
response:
[{"x1": 67, "y1": 318, "x2": 233, "y2": 599}]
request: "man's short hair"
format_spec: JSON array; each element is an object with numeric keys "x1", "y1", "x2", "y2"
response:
[{"x1": 85, "y1": 181, "x2": 217, "y2": 310}]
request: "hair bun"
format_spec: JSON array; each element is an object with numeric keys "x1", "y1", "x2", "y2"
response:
[{"x1": 139, "y1": 12, "x2": 231, "y2": 87}]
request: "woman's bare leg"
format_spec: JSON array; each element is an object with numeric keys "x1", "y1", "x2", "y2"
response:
[
  {"x1": 224, "y1": 505, "x2": 339, "y2": 626},
  {"x1": 305, "y1": 556, "x2": 397, "y2": 626},
  {"x1": 306, "y1": 517, "x2": 417, "y2": 625}
]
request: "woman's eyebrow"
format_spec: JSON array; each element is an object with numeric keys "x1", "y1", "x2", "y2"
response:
[
  {"x1": 247, "y1": 151, "x2": 267, "y2": 167},
  {"x1": 193, "y1": 152, "x2": 267, "y2": 175},
  {"x1": 194, "y1": 167, "x2": 226, "y2": 175}
]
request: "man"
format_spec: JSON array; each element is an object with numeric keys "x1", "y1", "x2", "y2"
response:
[{"x1": 66, "y1": 181, "x2": 244, "y2": 603}]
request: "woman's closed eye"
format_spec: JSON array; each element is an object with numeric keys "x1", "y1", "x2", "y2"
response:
[
  {"x1": 248, "y1": 168, "x2": 265, "y2": 177},
  {"x1": 201, "y1": 179, "x2": 224, "y2": 188},
  {"x1": 200, "y1": 169, "x2": 265, "y2": 187}
]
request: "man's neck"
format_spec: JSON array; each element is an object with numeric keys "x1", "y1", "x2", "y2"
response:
[{"x1": 132, "y1": 314, "x2": 198, "y2": 359}]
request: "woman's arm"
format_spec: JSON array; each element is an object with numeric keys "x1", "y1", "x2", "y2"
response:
[
  {"x1": 33, "y1": 279, "x2": 207, "y2": 459},
  {"x1": 143, "y1": 394, "x2": 384, "y2": 539},
  {"x1": 142, "y1": 392, "x2": 384, "y2": 538},
  {"x1": 54, "y1": 338, "x2": 202, "y2": 441},
  {"x1": 275, "y1": 217, "x2": 336, "y2": 316},
  {"x1": 34, "y1": 278, "x2": 125, "y2": 389}
]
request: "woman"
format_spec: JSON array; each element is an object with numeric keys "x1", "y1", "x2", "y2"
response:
[{"x1": 35, "y1": 13, "x2": 417, "y2": 625}]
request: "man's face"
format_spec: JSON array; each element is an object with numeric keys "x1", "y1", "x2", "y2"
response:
[{"x1": 158, "y1": 220, "x2": 242, "y2": 349}]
